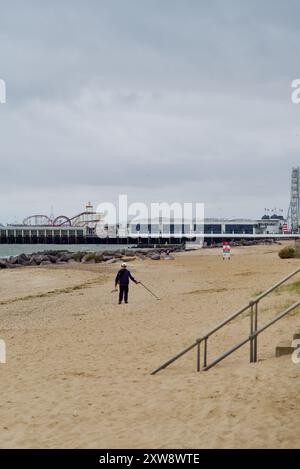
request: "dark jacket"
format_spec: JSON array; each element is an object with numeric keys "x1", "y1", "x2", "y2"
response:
[{"x1": 115, "y1": 268, "x2": 137, "y2": 287}]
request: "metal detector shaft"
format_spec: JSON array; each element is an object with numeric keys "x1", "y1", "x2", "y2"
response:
[{"x1": 139, "y1": 282, "x2": 160, "y2": 300}]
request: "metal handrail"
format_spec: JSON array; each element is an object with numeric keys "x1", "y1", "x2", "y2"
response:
[
  {"x1": 204, "y1": 299, "x2": 300, "y2": 370},
  {"x1": 151, "y1": 266, "x2": 300, "y2": 375}
]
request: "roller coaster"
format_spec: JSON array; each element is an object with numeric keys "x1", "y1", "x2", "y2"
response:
[{"x1": 22, "y1": 203, "x2": 102, "y2": 228}]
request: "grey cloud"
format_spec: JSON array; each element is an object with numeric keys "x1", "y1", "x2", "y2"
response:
[{"x1": 1, "y1": 0, "x2": 300, "y2": 222}]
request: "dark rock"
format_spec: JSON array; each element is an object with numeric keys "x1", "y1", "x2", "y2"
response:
[
  {"x1": 6, "y1": 263, "x2": 21, "y2": 269},
  {"x1": 113, "y1": 252, "x2": 123, "y2": 258},
  {"x1": 146, "y1": 251, "x2": 154, "y2": 258},
  {"x1": 40, "y1": 260, "x2": 52, "y2": 266},
  {"x1": 17, "y1": 253, "x2": 30, "y2": 263},
  {"x1": 71, "y1": 252, "x2": 85, "y2": 262},
  {"x1": 102, "y1": 255, "x2": 114, "y2": 261},
  {"x1": 58, "y1": 253, "x2": 72, "y2": 262},
  {"x1": 106, "y1": 258, "x2": 118, "y2": 264},
  {"x1": 48, "y1": 255, "x2": 57, "y2": 263},
  {"x1": 94, "y1": 252, "x2": 104, "y2": 263},
  {"x1": 135, "y1": 250, "x2": 146, "y2": 256},
  {"x1": 8, "y1": 256, "x2": 19, "y2": 265},
  {"x1": 16, "y1": 258, "x2": 30, "y2": 266},
  {"x1": 40, "y1": 255, "x2": 51, "y2": 262},
  {"x1": 136, "y1": 253, "x2": 146, "y2": 260},
  {"x1": 146, "y1": 251, "x2": 158, "y2": 258},
  {"x1": 32, "y1": 255, "x2": 43, "y2": 265},
  {"x1": 121, "y1": 256, "x2": 136, "y2": 262},
  {"x1": 82, "y1": 254, "x2": 95, "y2": 263},
  {"x1": 84, "y1": 258, "x2": 96, "y2": 264},
  {"x1": 150, "y1": 253, "x2": 161, "y2": 260}
]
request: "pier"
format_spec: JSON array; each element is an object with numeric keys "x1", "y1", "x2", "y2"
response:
[
  {"x1": 0, "y1": 225, "x2": 298, "y2": 245},
  {"x1": 0, "y1": 211, "x2": 297, "y2": 245}
]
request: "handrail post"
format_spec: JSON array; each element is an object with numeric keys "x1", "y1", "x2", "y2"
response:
[
  {"x1": 204, "y1": 337, "x2": 208, "y2": 368},
  {"x1": 250, "y1": 301, "x2": 254, "y2": 363},
  {"x1": 253, "y1": 302, "x2": 258, "y2": 362},
  {"x1": 197, "y1": 340, "x2": 201, "y2": 372}
]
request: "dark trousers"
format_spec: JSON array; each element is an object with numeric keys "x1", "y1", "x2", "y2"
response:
[{"x1": 119, "y1": 285, "x2": 129, "y2": 303}]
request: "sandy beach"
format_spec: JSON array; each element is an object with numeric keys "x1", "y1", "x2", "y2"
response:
[{"x1": 0, "y1": 243, "x2": 300, "y2": 448}]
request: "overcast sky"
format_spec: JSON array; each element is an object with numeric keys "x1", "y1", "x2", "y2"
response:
[{"x1": 1, "y1": 0, "x2": 300, "y2": 223}]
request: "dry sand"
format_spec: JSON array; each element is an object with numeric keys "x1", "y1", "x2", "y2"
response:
[{"x1": 0, "y1": 243, "x2": 300, "y2": 448}]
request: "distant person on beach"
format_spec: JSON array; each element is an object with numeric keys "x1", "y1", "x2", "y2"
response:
[
  {"x1": 115, "y1": 262, "x2": 139, "y2": 304},
  {"x1": 222, "y1": 241, "x2": 231, "y2": 260}
]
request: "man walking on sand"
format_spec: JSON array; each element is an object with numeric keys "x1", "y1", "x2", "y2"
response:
[{"x1": 115, "y1": 262, "x2": 139, "y2": 304}]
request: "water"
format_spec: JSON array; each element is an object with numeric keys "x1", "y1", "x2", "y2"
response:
[{"x1": 0, "y1": 244, "x2": 136, "y2": 259}]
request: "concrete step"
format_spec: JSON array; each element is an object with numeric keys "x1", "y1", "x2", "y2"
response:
[
  {"x1": 275, "y1": 341, "x2": 295, "y2": 358},
  {"x1": 293, "y1": 330, "x2": 300, "y2": 340}
]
